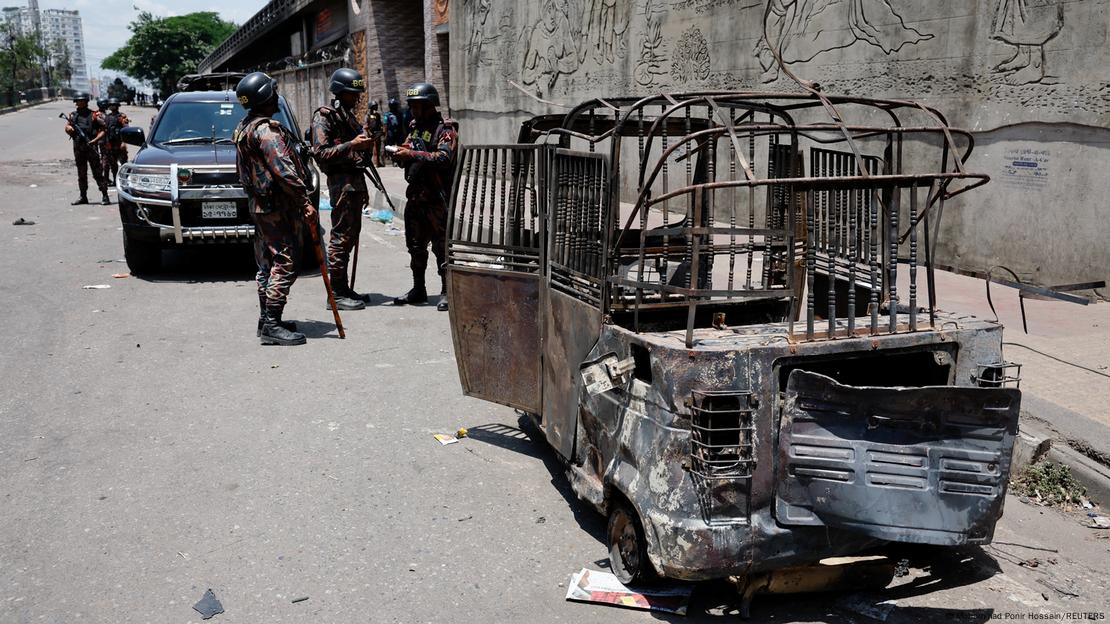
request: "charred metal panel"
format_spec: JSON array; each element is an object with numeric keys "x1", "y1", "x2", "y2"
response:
[
  {"x1": 542, "y1": 290, "x2": 601, "y2": 460},
  {"x1": 448, "y1": 267, "x2": 542, "y2": 413},
  {"x1": 776, "y1": 370, "x2": 1020, "y2": 545}
]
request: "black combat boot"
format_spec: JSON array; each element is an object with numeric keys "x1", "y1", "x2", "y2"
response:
[
  {"x1": 260, "y1": 306, "x2": 307, "y2": 346},
  {"x1": 393, "y1": 271, "x2": 428, "y2": 305},
  {"x1": 100, "y1": 191, "x2": 111, "y2": 205},
  {"x1": 71, "y1": 195, "x2": 89, "y2": 205},
  {"x1": 257, "y1": 294, "x2": 296, "y2": 337},
  {"x1": 328, "y1": 273, "x2": 366, "y2": 310},
  {"x1": 436, "y1": 275, "x2": 449, "y2": 312}
]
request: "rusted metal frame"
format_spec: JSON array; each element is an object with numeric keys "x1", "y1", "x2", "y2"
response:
[
  {"x1": 685, "y1": 188, "x2": 702, "y2": 347},
  {"x1": 847, "y1": 186, "x2": 859, "y2": 335},
  {"x1": 498, "y1": 148, "x2": 508, "y2": 247},
  {"x1": 923, "y1": 180, "x2": 938, "y2": 327},
  {"x1": 452, "y1": 148, "x2": 475, "y2": 242},
  {"x1": 909, "y1": 182, "x2": 919, "y2": 331},
  {"x1": 745, "y1": 121, "x2": 755, "y2": 290},
  {"x1": 616, "y1": 124, "x2": 975, "y2": 250},
  {"x1": 479, "y1": 148, "x2": 493, "y2": 244},
  {"x1": 446, "y1": 146, "x2": 473, "y2": 254},
  {"x1": 608, "y1": 276, "x2": 784, "y2": 299},
  {"x1": 450, "y1": 238, "x2": 543, "y2": 256},
  {"x1": 634, "y1": 106, "x2": 650, "y2": 333},
  {"x1": 643, "y1": 172, "x2": 986, "y2": 207},
  {"x1": 647, "y1": 225, "x2": 782, "y2": 238},
  {"x1": 805, "y1": 190, "x2": 816, "y2": 340}
]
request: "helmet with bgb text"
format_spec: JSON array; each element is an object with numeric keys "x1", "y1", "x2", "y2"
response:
[
  {"x1": 405, "y1": 82, "x2": 439, "y2": 107},
  {"x1": 328, "y1": 68, "x2": 366, "y2": 95},
  {"x1": 235, "y1": 71, "x2": 277, "y2": 111}
]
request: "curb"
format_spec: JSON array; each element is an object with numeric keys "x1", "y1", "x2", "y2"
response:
[
  {"x1": 0, "y1": 98, "x2": 60, "y2": 116},
  {"x1": 1015, "y1": 416, "x2": 1110, "y2": 507}
]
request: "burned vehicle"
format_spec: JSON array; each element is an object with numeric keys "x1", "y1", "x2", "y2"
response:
[
  {"x1": 116, "y1": 74, "x2": 318, "y2": 273},
  {"x1": 445, "y1": 92, "x2": 1023, "y2": 586}
]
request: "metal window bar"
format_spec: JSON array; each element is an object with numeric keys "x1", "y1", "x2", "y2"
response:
[{"x1": 689, "y1": 390, "x2": 756, "y2": 480}]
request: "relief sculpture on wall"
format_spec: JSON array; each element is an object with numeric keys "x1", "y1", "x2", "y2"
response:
[{"x1": 990, "y1": 0, "x2": 1064, "y2": 85}]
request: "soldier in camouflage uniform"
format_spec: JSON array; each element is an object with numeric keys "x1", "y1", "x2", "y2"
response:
[
  {"x1": 391, "y1": 82, "x2": 458, "y2": 312},
  {"x1": 233, "y1": 72, "x2": 313, "y2": 346},
  {"x1": 63, "y1": 93, "x2": 110, "y2": 205},
  {"x1": 101, "y1": 98, "x2": 131, "y2": 185},
  {"x1": 309, "y1": 67, "x2": 374, "y2": 310}
]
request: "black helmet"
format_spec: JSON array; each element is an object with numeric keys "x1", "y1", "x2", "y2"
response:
[
  {"x1": 96, "y1": 98, "x2": 108, "y2": 109},
  {"x1": 236, "y1": 71, "x2": 277, "y2": 111},
  {"x1": 369, "y1": 100, "x2": 378, "y2": 110},
  {"x1": 73, "y1": 92, "x2": 90, "y2": 102},
  {"x1": 108, "y1": 97, "x2": 120, "y2": 106},
  {"x1": 328, "y1": 68, "x2": 365, "y2": 95},
  {"x1": 405, "y1": 82, "x2": 439, "y2": 107},
  {"x1": 387, "y1": 97, "x2": 399, "y2": 108}
]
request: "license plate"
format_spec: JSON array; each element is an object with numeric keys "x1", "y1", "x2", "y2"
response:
[{"x1": 201, "y1": 202, "x2": 237, "y2": 219}]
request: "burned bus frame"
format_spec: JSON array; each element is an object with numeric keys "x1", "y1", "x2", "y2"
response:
[{"x1": 445, "y1": 91, "x2": 1022, "y2": 585}]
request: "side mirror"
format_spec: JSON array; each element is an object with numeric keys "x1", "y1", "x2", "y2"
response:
[{"x1": 120, "y1": 126, "x2": 145, "y2": 147}]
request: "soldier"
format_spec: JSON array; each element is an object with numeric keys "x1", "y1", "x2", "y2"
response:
[
  {"x1": 365, "y1": 101, "x2": 384, "y2": 167},
  {"x1": 233, "y1": 72, "x2": 313, "y2": 346},
  {"x1": 390, "y1": 82, "x2": 458, "y2": 312},
  {"x1": 63, "y1": 93, "x2": 110, "y2": 205},
  {"x1": 309, "y1": 67, "x2": 374, "y2": 310},
  {"x1": 101, "y1": 98, "x2": 131, "y2": 185}
]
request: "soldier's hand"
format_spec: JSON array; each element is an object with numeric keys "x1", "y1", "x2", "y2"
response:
[
  {"x1": 65, "y1": 124, "x2": 75, "y2": 136},
  {"x1": 304, "y1": 201, "x2": 317, "y2": 220},
  {"x1": 392, "y1": 147, "x2": 412, "y2": 161},
  {"x1": 350, "y1": 134, "x2": 373, "y2": 152}
]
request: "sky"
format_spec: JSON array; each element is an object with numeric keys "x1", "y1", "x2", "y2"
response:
[{"x1": 36, "y1": 0, "x2": 263, "y2": 88}]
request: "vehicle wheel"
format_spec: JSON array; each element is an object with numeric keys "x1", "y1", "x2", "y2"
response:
[
  {"x1": 607, "y1": 498, "x2": 655, "y2": 585},
  {"x1": 123, "y1": 232, "x2": 161, "y2": 274}
]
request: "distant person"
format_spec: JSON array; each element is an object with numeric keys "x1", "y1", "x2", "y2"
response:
[
  {"x1": 383, "y1": 98, "x2": 403, "y2": 165},
  {"x1": 309, "y1": 67, "x2": 375, "y2": 311},
  {"x1": 390, "y1": 82, "x2": 458, "y2": 312},
  {"x1": 101, "y1": 98, "x2": 130, "y2": 185},
  {"x1": 233, "y1": 72, "x2": 313, "y2": 346},
  {"x1": 365, "y1": 101, "x2": 384, "y2": 167},
  {"x1": 63, "y1": 93, "x2": 110, "y2": 205}
]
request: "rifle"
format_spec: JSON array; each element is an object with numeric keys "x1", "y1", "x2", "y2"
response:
[
  {"x1": 307, "y1": 213, "x2": 346, "y2": 339},
  {"x1": 59, "y1": 112, "x2": 90, "y2": 145}
]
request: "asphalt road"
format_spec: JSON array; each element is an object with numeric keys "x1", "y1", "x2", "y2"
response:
[{"x1": 1, "y1": 100, "x2": 1107, "y2": 623}]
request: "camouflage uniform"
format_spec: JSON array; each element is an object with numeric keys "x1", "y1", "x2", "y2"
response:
[
  {"x1": 101, "y1": 110, "x2": 131, "y2": 182},
  {"x1": 309, "y1": 106, "x2": 369, "y2": 292},
  {"x1": 401, "y1": 113, "x2": 458, "y2": 282},
  {"x1": 66, "y1": 109, "x2": 108, "y2": 196},
  {"x1": 233, "y1": 114, "x2": 311, "y2": 312}
]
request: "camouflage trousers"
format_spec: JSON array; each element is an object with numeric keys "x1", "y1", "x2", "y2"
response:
[
  {"x1": 73, "y1": 142, "x2": 107, "y2": 194},
  {"x1": 101, "y1": 142, "x2": 127, "y2": 181},
  {"x1": 326, "y1": 188, "x2": 368, "y2": 282},
  {"x1": 404, "y1": 200, "x2": 447, "y2": 276},
  {"x1": 252, "y1": 209, "x2": 304, "y2": 308}
]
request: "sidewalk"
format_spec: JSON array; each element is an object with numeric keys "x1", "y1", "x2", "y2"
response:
[{"x1": 932, "y1": 269, "x2": 1110, "y2": 499}]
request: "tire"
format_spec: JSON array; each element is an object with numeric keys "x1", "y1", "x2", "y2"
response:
[
  {"x1": 123, "y1": 232, "x2": 161, "y2": 274},
  {"x1": 607, "y1": 497, "x2": 656, "y2": 585}
]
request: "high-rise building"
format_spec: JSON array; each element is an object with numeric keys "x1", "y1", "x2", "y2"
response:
[{"x1": 1, "y1": 4, "x2": 89, "y2": 92}]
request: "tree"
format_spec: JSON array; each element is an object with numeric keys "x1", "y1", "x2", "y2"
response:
[
  {"x1": 48, "y1": 38, "x2": 73, "y2": 88},
  {"x1": 102, "y1": 11, "x2": 236, "y2": 96},
  {"x1": 0, "y1": 22, "x2": 45, "y2": 104}
]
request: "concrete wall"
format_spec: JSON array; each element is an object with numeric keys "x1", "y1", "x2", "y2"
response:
[{"x1": 450, "y1": 0, "x2": 1110, "y2": 288}]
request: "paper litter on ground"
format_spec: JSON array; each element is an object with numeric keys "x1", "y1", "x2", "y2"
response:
[
  {"x1": 433, "y1": 433, "x2": 459, "y2": 445},
  {"x1": 564, "y1": 568, "x2": 692, "y2": 615},
  {"x1": 82, "y1": 284, "x2": 111, "y2": 289}
]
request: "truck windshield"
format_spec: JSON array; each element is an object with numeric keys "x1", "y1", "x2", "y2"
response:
[{"x1": 152, "y1": 101, "x2": 293, "y2": 145}]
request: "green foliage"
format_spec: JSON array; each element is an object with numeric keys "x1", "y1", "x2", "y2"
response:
[
  {"x1": 102, "y1": 11, "x2": 236, "y2": 97},
  {"x1": 1012, "y1": 461, "x2": 1086, "y2": 506},
  {"x1": 0, "y1": 21, "x2": 46, "y2": 104},
  {"x1": 47, "y1": 38, "x2": 73, "y2": 88}
]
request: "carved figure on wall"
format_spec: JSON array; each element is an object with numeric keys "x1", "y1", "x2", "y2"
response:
[
  {"x1": 671, "y1": 26, "x2": 711, "y2": 84},
  {"x1": 463, "y1": 0, "x2": 496, "y2": 66},
  {"x1": 521, "y1": 0, "x2": 580, "y2": 91},
  {"x1": 755, "y1": 0, "x2": 933, "y2": 82},
  {"x1": 581, "y1": 0, "x2": 630, "y2": 64},
  {"x1": 990, "y1": 0, "x2": 1063, "y2": 85},
  {"x1": 634, "y1": 0, "x2": 668, "y2": 87}
]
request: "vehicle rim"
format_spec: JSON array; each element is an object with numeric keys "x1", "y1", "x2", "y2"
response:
[{"x1": 608, "y1": 505, "x2": 642, "y2": 584}]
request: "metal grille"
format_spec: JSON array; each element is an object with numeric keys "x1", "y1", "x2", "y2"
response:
[
  {"x1": 689, "y1": 390, "x2": 755, "y2": 479},
  {"x1": 447, "y1": 144, "x2": 545, "y2": 274},
  {"x1": 549, "y1": 150, "x2": 607, "y2": 305}
]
